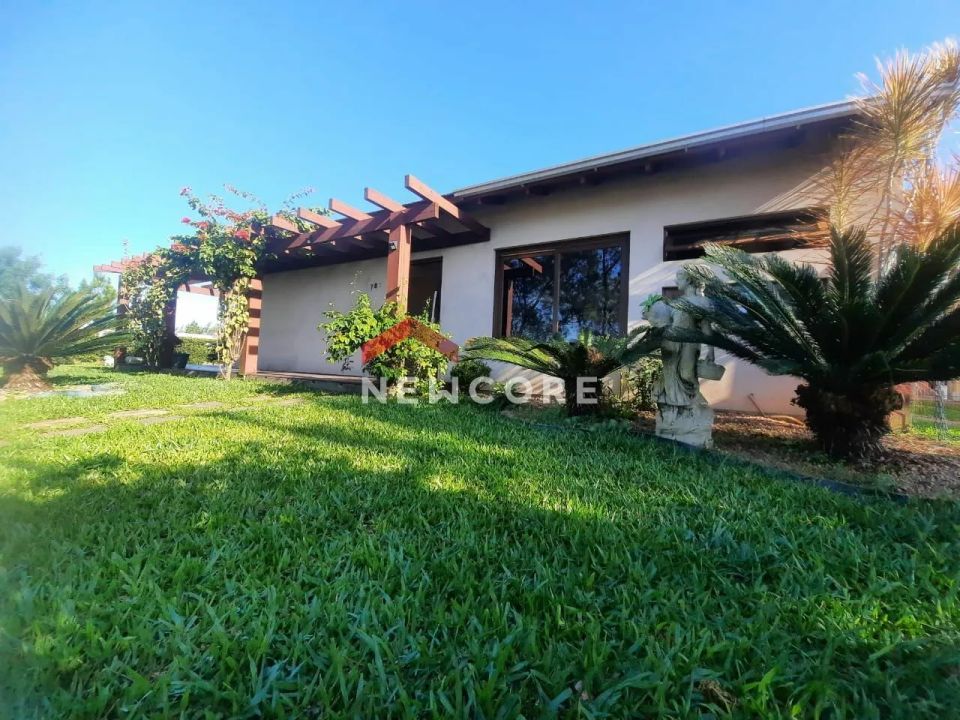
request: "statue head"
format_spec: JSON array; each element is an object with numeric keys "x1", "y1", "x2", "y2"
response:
[
  {"x1": 676, "y1": 266, "x2": 701, "y2": 294},
  {"x1": 645, "y1": 300, "x2": 673, "y2": 328}
]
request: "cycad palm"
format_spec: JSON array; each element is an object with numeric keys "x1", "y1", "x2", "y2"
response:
[
  {"x1": 0, "y1": 284, "x2": 126, "y2": 391},
  {"x1": 677, "y1": 225, "x2": 960, "y2": 459},
  {"x1": 463, "y1": 327, "x2": 661, "y2": 416}
]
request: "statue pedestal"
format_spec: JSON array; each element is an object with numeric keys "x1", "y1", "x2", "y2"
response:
[{"x1": 656, "y1": 401, "x2": 716, "y2": 449}]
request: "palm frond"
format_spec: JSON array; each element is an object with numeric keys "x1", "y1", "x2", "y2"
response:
[
  {"x1": 681, "y1": 222, "x2": 960, "y2": 389},
  {"x1": 805, "y1": 41, "x2": 960, "y2": 252},
  {"x1": 462, "y1": 326, "x2": 662, "y2": 383}
]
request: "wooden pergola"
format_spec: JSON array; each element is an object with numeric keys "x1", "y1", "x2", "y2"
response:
[{"x1": 95, "y1": 175, "x2": 489, "y2": 374}]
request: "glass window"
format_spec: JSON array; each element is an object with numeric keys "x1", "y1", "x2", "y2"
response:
[
  {"x1": 558, "y1": 245, "x2": 623, "y2": 339},
  {"x1": 497, "y1": 235, "x2": 627, "y2": 340}
]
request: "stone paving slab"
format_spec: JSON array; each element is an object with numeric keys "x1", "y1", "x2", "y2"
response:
[
  {"x1": 26, "y1": 416, "x2": 89, "y2": 430},
  {"x1": 42, "y1": 424, "x2": 108, "y2": 438},
  {"x1": 108, "y1": 409, "x2": 170, "y2": 419},
  {"x1": 179, "y1": 401, "x2": 226, "y2": 410},
  {"x1": 137, "y1": 415, "x2": 182, "y2": 426}
]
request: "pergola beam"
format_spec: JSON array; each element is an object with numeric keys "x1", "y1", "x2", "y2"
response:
[
  {"x1": 94, "y1": 263, "x2": 125, "y2": 273},
  {"x1": 404, "y1": 174, "x2": 487, "y2": 234},
  {"x1": 270, "y1": 214, "x2": 299, "y2": 234},
  {"x1": 285, "y1": 200, "x2": 440, "y2": 251},
  {"x1": 364, "y1": 187, "x2": 405, "y2": 212},
  {"x1": 329, "y1": 198, "x2": 372, "y2": 221},
  {"x1": 93, "y1": 253, "x2": 150, "y2": 274},
  {"x1": 297, "y1": 207, "x2": 340, "y2": 229},
  {"x1": 404, "y1": 174, "x2": 460, "y2": 216},
  {"x1": 178, "y1": 283, "x2": 221, "y2": 297}
]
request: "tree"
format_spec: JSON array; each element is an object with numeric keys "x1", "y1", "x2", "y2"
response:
[
  {"x1": 0, "y1": 283, "x2": 128, "y2": 391},
  {"x1": 181, "y1": 320, "x2": 217, "y2": 335},
  {"x1": 676, "y1": 226, "x2": 960, "y2": 460},
  {"x1": 0, "y1": 246, "x2": 69, "y2": 298},
  {"x1": 817, "y1": 40, "x2": 960, "y2": 262},
  {"x1": 462, "y1": 328, "x2": 661, "y2": 416}
]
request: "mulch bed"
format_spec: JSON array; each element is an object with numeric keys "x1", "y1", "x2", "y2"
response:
[{"x1": 634, "y1": 411, "x2": 960, "y2": 499}]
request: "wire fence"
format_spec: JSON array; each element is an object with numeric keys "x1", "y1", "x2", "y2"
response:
[{"x1": 902, "y1": 381, "x2": 960, "y2": 442}]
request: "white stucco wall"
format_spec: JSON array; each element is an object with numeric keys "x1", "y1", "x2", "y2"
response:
[
  {"x1": 259, "y1": 141, "x2": 835, "y2": 415},
  {"x1": 260, "y1": 257, "x2": 387, "y2": 375}
]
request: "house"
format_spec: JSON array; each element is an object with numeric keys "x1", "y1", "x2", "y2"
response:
[{"x1": 101, "y1": 100, "x2": 857, "y2": 415}]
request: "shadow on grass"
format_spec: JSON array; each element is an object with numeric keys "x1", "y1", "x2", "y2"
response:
[{"x1": 3, "y1": 400, "x2": 960, "y2": 717}]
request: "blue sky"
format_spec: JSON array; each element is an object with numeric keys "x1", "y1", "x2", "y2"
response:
[{"x1": 2, "y1": 0, "x2": 958, "y2": 292}]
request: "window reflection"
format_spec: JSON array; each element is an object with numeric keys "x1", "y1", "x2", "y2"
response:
[
  {"x1": 558, "y1": 245, "x2": 622, "y2": 339},
  {"x1": 498, "y1": 237, "x2": 625, "y2": 340},
  {"x1": 501, "y1": 254, "x2": 554, "y2": 338}
]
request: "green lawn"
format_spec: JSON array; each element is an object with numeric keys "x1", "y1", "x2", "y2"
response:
[
  {"x1": 911, "y1": 419, "x2": 960, "y2": 442},
  {"x1": 2, "y1": 367, "x2": 959, "y2": 718}
]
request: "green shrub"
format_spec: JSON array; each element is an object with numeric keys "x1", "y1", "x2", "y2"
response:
[
  {"x1": 320, "y1": 293, "x2": 449, "y2": 393},
  {"x1": 619, "y1": 356, "x2": 662, "y2": 413},
  {"x1": 463, "y1": 329, "x2": 661, "y2": 417},
  {"x1": 451, "y1": 358, "x2": 493, "y2": 394},
  {"x1": 176, "y1": 337, "x2": 217, "y2": 365}
]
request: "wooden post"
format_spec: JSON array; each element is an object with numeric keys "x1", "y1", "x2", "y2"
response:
[
  {"x1": 239, "y1": 277, "x2": 263, "y2": 377},
  {"x1": 116, "y1": 275, "x2": 129, "y2": 317},
  {"x1": 386, "y1": 224, "x2": 412, "y2": 312},
  {"x1": 158, "y1": 293, "x2": 178, "y2": 368},
  {"x1": 112, "y1": 275, "x2": 130, "y2": 363}
]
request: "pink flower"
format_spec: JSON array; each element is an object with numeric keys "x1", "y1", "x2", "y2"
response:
[
  {"x1": 181, "y1": 217, "x2": 192, "y2": 224},
  {"x1": 179, "y1": 186, "x2": 191, "y2": 197},
  {"x1": 235, "y1": 228, "x2": 251, "y2": 241}
]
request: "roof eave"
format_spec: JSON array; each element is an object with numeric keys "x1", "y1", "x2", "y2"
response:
[{"x1": 450, "y1": 99, "x2": 857, "y2": 200}]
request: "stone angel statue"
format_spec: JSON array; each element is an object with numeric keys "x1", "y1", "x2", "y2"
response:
[{"x1": 642, "y1": 268, "x2": 725, "y2": 448}]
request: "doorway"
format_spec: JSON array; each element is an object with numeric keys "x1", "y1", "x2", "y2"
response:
[{"x1": 408, "y1": 258, "x2": 442, "y2": 322}]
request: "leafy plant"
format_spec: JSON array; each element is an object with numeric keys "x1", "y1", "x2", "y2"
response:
[
  {"x1": 0, "y1": 283, "x2": 127, "y2": 390},
  {"x1": 320, "y1": 293, "x2": 449, "y2": 393},
  {"x1": 451, "y1": 358, "x2": 493, "y2": 395},
  {"x1": 121, "y1": 185, "x2": 314, "y2": 378},
  {"x1": 121, "y1": 257, "x2": 189, "y2": 367},
  {"x1": 180, "y1": 320, "x2": 218, "y2": 335},
  {"x1": 462, "y1": 328, "x2": 661, "y2": 416},
  {"x1": 617, "y1": 356, "x2": 663, "y2": 413},
  {"x1": 176, "y1": 337, "x2": 217, "y2": 365},
  {"x1": 677, "y1": 225, "x2": 960, "y2": 460}
]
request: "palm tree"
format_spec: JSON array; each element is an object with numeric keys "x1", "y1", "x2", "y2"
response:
[
  {"x1": 675, "y1": 226, "x2": 960, "y2": 460},
  {"x1": 462, "y1": 328, "x2": 661, "y2": 416},
  {"x1": 814, "y1": 41, "x2": 960, "y2": 261},
  {"x1": 0, "y1": 284, "x2": 126, "y2": 391}
]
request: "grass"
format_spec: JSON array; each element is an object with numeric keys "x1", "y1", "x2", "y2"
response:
[
  {"x1": 911, "y1": 398, "x2": 960, "y2": 423},
  {"x1": 1, "y1": 367, "x2": 960, "y2": 718},
  {"x1": 911, "y1": 419, "x2": 960, "y2": 442}
]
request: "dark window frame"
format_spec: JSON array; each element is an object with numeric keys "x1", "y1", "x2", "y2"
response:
[
  {"x1": 492, "y1": 232, "x2": 630, "y2": 338},
  {"x1": 662, "y1": 208, "x2": 827, "y2": 261}
]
